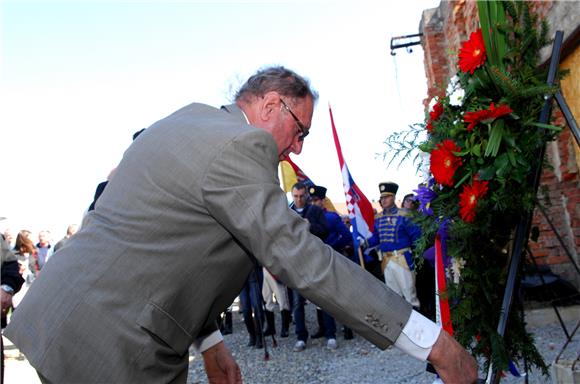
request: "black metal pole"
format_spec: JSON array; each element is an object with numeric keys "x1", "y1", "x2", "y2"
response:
[
  {"x1": 554, "y1": 91, "x2": 580, "y2": 147},
  {"x1": 487, "y1": 30, "x2": 564, "y2": 384}
]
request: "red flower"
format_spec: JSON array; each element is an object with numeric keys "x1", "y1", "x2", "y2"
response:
[
  {"x1": 458, "y1": 29, "x2": 486, "y2": 74},
  {"x1": 459, "y1": 179, "x2": 489, "y2": 223},
  {"x1": 430, "y1": 102, "x2": 444, "y2": 121},
  {"x1": 426, "y1": 102, "x2": 444, "y2": 133},
  {"x1": 430, "y1": 139, "x2": 463, "y2": 187},
  {"x1": 464, "y1": 102, "x2": 513, "y2": 131}
]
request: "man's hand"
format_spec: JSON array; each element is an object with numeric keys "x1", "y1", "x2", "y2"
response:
[
  {"x1": 202, "y1": 341, "x2": 242, "y2": 384},
  {"x1": 428, "y1": 330, "x2": 478, "y2": 384},
  {"x1": 356, "y1": 236, "x2": 368, "y2": 250}
]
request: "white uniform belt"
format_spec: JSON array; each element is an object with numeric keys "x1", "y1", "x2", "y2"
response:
[
  {"x1": 380, "y1": 247, "x2": 412, "y2": 271},
  {"x1": 384, "y1": 247, "x2": 411, "y2": 257}
]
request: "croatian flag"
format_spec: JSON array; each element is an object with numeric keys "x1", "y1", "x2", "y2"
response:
[{"x1": 329, "y1": 105, "x2": 375, "y2": 258}]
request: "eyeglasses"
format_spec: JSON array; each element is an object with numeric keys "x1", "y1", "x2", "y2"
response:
[{"x1": 279, "y1": 98, "x2": 309, "y2": 141}]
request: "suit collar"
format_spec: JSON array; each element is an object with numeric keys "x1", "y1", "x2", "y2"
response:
[{"x1": 220, "y1": 104, "x2": 249, "y2": 124}]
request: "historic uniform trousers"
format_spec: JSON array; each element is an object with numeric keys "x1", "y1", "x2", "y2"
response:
[
  {"x1": 262, "y1": 268, "x2": 290, "y2": 312},
  {"x1": 369, "y1": 206, "x2": 421, "y2": 308}
]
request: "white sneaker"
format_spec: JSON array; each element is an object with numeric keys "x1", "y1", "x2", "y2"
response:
[
  {"x1": 326, "y1": 338, "x2": 337, "y2": 350},
  {"x1": 293, "y1": 340, "x2": 306, "y2": 352}
]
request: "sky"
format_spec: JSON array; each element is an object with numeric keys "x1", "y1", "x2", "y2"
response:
[{"x1": 0, "y1": 0, "x2": 440, "y2": 241}]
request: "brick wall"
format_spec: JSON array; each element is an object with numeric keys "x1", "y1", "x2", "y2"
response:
[
  {"x1": 530, "y1": 47, "x2": 580, "y2": 287},
  {"x1": 420, "y1": 0, "x2": 580, "y2": 288}
]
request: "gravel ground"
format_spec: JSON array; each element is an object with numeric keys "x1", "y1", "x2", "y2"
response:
[
  {"x1": 3, "y1": 303, "x2": 577, "y2": 384},
  {"x1": 187, "y1": 303, "x2": 579, "y2": 384}
]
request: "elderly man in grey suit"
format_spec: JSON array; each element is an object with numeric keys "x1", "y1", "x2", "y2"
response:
[{"x1": 6, "y1": 66, "x2": 477, "y2": 384}]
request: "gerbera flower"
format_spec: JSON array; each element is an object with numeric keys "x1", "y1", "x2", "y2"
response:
[
  {"x1": 430, "y1": 139, "x2": 463, "y2": 187},
  {"x1": 464, "y1": 102, "x2": 513, "y2": 131},
  {"x1": 430, "y1": 102, "x2": 444, "y2": 121},
  {"x1": 426, "y1": 102, "x2": 444, "y2": 133},
  {"x1": 458, "y1": 29, "x2": 486, "y2": 74},
  {"x1": 459, "y1": 179, "x2": 489, "y2": 223}
]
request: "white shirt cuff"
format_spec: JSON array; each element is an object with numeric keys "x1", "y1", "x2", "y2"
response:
[
  {"x1": 394, "y1": 310, "x2": 441, "y2": 361},
  {"x1": 193, "y1": 330, "x2": 223, "y2": 353}
]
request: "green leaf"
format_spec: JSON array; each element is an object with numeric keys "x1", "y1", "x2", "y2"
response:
[
  {"x1": 479, "y1": 165, "x2": 496, "y2": 180},
  {"x1": 494, "y1": 153, "x2": 509, "y2": 169},
  {"x1": 497, "y1": 163, "x2": 511, "y2": 178},
  {"x1": 455, "y1": 149, "x2": 471, "y2": 157},
  {"x1": 503, "y1": 134, "x2": 516, "y2": 147},
  {"x1": 472, "y1": 143, "x2": 481, "y2": 156},
  {"x1": 454, "y1": 172, "x2": 472, "y2": 189},
  {"x1": 484, "y1": 120, "x2": 505, "y2": 157},
  {"x1": 477, "y1": 1, "x2": 507, "y2": 70},
  {"x1": 527, "y1": 122, "x2": 562, "y2": 131},
  {"x1": 494, "y1": 153, "x2": 511, "y2": 178},
  {"x1": 507, "y1": 149, "x2": 517, "y2": 166},
  {"x1": 478, "y1": 2, "x2": 493, "y2": 62}
]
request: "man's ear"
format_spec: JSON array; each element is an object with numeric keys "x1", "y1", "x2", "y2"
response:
[{"x1": 259, "y1": 91, "x2": 280, "y2": 122}]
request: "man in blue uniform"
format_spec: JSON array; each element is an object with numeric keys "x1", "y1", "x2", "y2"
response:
[{"x1": 368, "y1": 182, "x2": 421, "y2": 309}]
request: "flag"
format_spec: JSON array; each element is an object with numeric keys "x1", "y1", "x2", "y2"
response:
[
  {"x1": 280, "y1": 156, "x2": 313, "y2": 193},
  {"x1": 329, "y1": 105, "x2": 375, "y2": 256},
  {"x1": 280, "y1": 156, "x2": 336, "y2": 212}
]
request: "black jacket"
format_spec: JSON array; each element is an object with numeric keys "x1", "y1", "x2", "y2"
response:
[{"x1": 291, "y1": 203, "x2": 329, "y2": 240}]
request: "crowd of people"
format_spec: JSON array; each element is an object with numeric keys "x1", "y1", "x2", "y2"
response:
[
  {"x1": 1, "y1": 224, "x2": 78, "y2": 381},
  {"x1": 1, "y1": 66, "x2": 477, "y2": 384},
  {"x1": 1, "y1": 226, "x2": 78, "y2": 307},
  {"x1": 218, "y1": 179, "x2": 436, "y2": 358},
  {"x1": 2, "y1": 179, "x2": 433, "y2": 374}
]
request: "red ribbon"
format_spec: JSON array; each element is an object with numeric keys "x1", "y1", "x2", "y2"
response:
[{"x1": 435, "y1": 234, "x2": 453, "y2": 336}]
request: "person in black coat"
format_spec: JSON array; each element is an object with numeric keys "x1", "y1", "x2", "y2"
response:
[
  {"x1": 1, "y1": 231, "x2": 25, "y2": 381},
  {"x1": 289, "y1": 182, "x2": 329, "y2": 351}
]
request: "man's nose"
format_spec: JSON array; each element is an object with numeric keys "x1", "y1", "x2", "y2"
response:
[{"x1": 290, "y1": 138, "x2": 304, "y2": 155}]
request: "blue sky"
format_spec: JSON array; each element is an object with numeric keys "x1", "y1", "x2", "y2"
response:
[{"x1": 0, "y1": 0, "x2": 440, "y2": 239}]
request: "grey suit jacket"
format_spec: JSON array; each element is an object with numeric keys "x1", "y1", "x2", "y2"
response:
[{"x1": 6, "y1": 103, "x2": 411, "y2": 383}]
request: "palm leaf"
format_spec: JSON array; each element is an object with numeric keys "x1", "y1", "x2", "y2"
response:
[{"x1": 477, "y1": 1, "x2": 507, "y2": 70}]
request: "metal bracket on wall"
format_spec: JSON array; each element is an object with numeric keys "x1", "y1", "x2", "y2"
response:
[{"x1": 390, "y1": 33, "x2": 423, "y2": 55}]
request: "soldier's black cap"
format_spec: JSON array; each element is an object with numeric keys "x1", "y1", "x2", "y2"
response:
[
  {"x1": 308, "y1": 185, "x2": 327, "y2": 199},
  {"x1": 379, "y1": 182, "x2": 398, "y2": 197}
]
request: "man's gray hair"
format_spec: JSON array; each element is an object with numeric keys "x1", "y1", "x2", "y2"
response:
[{"x1": 235, "y1": 66, "x2": 318, "y2": 103}]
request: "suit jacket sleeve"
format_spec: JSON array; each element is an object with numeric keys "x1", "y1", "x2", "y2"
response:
[{"x1": 202, "y1": 129, "x2": 412, "y2": 349}]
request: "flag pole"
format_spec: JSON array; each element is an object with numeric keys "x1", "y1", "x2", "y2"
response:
[{"x1": 357, "y1": 247, "x2": 366, "y2": 269}]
